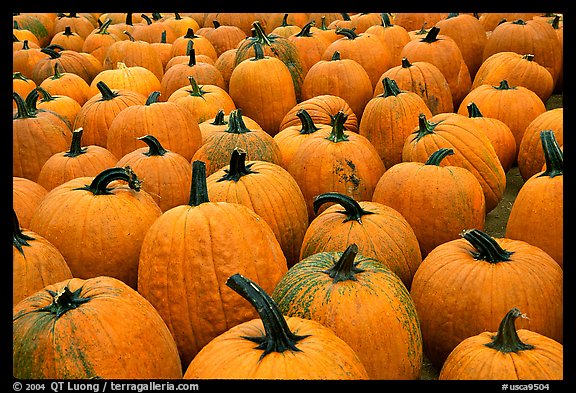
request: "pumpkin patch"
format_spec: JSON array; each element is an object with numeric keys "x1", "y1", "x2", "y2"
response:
[{"x1": 12, "y1": 11, "x2": 563, "y2": 381}]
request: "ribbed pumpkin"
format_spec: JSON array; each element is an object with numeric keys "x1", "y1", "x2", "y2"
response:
[
  {"x1": 200, "y1": 20, "x2": 246, "y2": 57},
  {"x1": 13, "y1": 177, "x2": 48, "y2": 229},
  {"x1": 439, "y1": 308, "x2": 563, "y2": 380},
  {"x1": 106, "y1": 91, "x2": 203, "y2": 161},
  {"x1": 410, "y1": 228, "x2": 563, "y2": 369},
  {"x1": 272, "y1": 244, "x2": 423, "y2": 379},
  {"x1": 12, "y1": 210, "x2": 73, "y2": 306},
  {"x1": 13, "y1": 21, "x2": 42, "y2": 47},
  {"x1": 214, "y1": 48, "x2": 237, "y2": 90},
  {"x1": 13, "y1": 39, "x2": 50, "y2": 79},
  {"x1": 301, "y1": 192, "x2": 422, "y2": 289},
  {"x1": 13, "y1": 276, "x2": 182, "y2": 379},
  {"x1": 159, "y1": 12, "x2": 200, "y2": 38},
  {"x1": 402, "y1": 112, "x2": 506, "y2": 213},
  {"x1": 192, "y1": 109, "x2": 283, "y2": 176},
  {"x1": 33, "y1": 86, "x2": 81, "y2": 130},
  {"x1": 13, "y1": 91, "x2": 72, "y2": 181},
  {"x1": 478, "y1": 13, "x2": 541, "y2": 33},
  {"x1": 31, "y1": 45, "x2": 101, "y2": 86},
  {"x1": 506, "y1": 131, "x2": 563, "y2": 267},
  {"x1": 465, "y1": 102, "x2": 517, "y2": 173},
  {"x1": 377, "y1": 57, "x2": 453, "y2": 115},
  {"x1": 287, "y1": 111, "x2": 386, "y2": 220},
  {"x1": 393, "y1": 12, "x2": 449, "y2": 32},
  {"x1": 457, "y1": 79, "x2": 547, "y2": 154},
  {"x1": 287, "y1": 20, "x2": 331, "y2": 77},
  {"x1": 38, "y1": 62, "x2": 92, "y2": 106},
  {"x1": 115, "y1": 134, "x2": 193, "y2": 212},
  {"x1": 137, "y1": 161, "x2": 288, "y2": 366},
  {"x1": 88, "y1": 62, "x2": 162, "y2": 99},
  {"x1": 13, "y1": 72, "x2": 36, "y2": 109},
  {"x1": 270, "y1": 14, "x2": 302, "y2": 37},
  {"x1": 29, "y1": 167, "x2": 162, "y2": 289},
  {"x1": 81, "y1": 18, "x2": 122, "y2": 64},
  {"x1": 129, "y1": 13, "x2": 178, "y2": 44},
  {"x1": 373, "y1": 148, "x2": 486, "y2": 257},
  {"x1": 198, "y1": 109, "x2": 262, "y2": 144},
  {"x1": 517, "y1": 108, "x2": 563, "y2": 181},
  {"x1": 206, "y1": 148, "x2": 309, "y2": 268},
  {"x1": 364, "y1": 13, "x2": 411, "y2": 67},
  {"x1": 184, "y1": 273, "x2": 369, "y2": 379},
  {"x1": 36, "y1": 127, "x2": 119, "y2": 191},
  {"x1": 12, "y1": 13, "x2": 52, "y2": 47},
  {"x1": 72, "y1": 81, "x2": 147, "y2": 147},
  {"x1": 229, "y1": 42, "x2": 296, "y2": 137},
  {"x1": 53, "y1": 12, "x2": 95, "y2": 39},
  {"x1": 400, "y1": 26, "x2": 472, "y2": 109},
  {"x1": 359, "y1": 77, "x2": 432, "y2": 168},
  {"x1": 50, "y1": 25, "x2": 85, "y2": 52},
  {"x1": 169, "y1": 27, "x2": 218, "y2": 61}
]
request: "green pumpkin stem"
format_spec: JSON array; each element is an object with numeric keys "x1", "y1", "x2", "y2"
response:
[
  {"x1": 225, "y1": 109, "x2": 251, "y2": 134},
  {"x1": 24, "y1": 88, "x2": 40, "y2": 113},
  {"x1": 331, "y1": 50, "x2": 341, "y2": 61},
  {"x1": 295, "y1": 109, "x2": 320, "y2": 134},
  {"x1": 381, "y1": 13, "x2": 393, "y2": 27},
  {"x1": 538, "y1": 130, "x2": 563, "y2": 178},
  {"x1": 137, "y1": 134, "x2": 168, "y2": 157},
  {"x1": 295, "y1": 20, "x2": 315, "y2": 37},
  {"x1": 226, "y1": 273, "x2": 309, "y2": 360},
  {"x1": 35, "y1": 86, "x2": 57, "y2": 103},
  {"x1": 40, "y1": 45, "x2": 63, "y2": 59},
  {"x1": 52, "y1": 62, "x2": 65, "y2": 79},
  {"x1": 313, "y1": 192, "x2": 375, "y2": 223},
  {"x1": 381, "y1": 77, "x2": 402, "y2": 97},
  {"x1": 184, "y1": 27, "x2": 197, "y2": 39},
  {"x1": 484, "y1": 308, "x2": 534, "y2": 353},
  {"x1": 141, "y1": 14, "x2": 153, "y2": 25},
  {"x1": 551, "y1": 15, "x2": 561, "y2": 29},
  {"x1": 186, "y1": 41, "x2": 196, "y2": 66},
  {"x1": 13, "y1": 209, "x2": 34, "y2": 255},
  {"x1": 411, "y1": 113, "x2": 438, "y2": 142},
  {"x1": 64, "y1": 128, "x2": 88, "y2": 158},
  {"x1": 495, "y1": 80, "x2": 515, "y2": 90},
  {"x1": 76, "y1": 167, "x2": 143, "y2": 195},
  {"x1": 12, "y1": 72, "x2": 29, "y2": 83},
  {"x1": 522, "y1": 54, "x2": 535, "y2": 62},
  {"x1": 461, "y1": 229, "x2": 514, "y2": 263},
  {"x1": 466, "y1": 102, "x2": 484, "y2": 118},
  {"x1": 37, "y1": 286, "x2": 92, "y2": 319},
  {"x1": 251, "y1": 21, "x2": 272, "y2": 46},
  {"x1": 280, "y1": 13, "x2": 290, "y2": 27},
  {"x1": 325, "y1": 110, "x2": 349, "y2": 143},
  {"x1": 218, "y1": 148, "x2": 257, "y2": 182},
  {"x1": 96, "y1": 81, "x2": 120, "y2": 100},
  {"x1": 212, "y1": 20, "x2": 221, "y2": 29},
  {"x1": 252, "y1": 41, "x2": 265, "y2": 61},
  {"x1": 13, "y1": 92, "x2": 35, "y2": 119},
  {"x1": 323, "y1": 244, "x2": 366, "y2": 283},
  {"x1": 335, "y1": 27, "x2": 359, "y2": 40},
  {"x1": 210, "y1": 109, "x2": 228, "y2": 126},
  {"x1": 189, "y1": 160, "x2": 210, "y2": 206},
  {"x1": 186, "y1": 76, "x2": 205, "y2": 97},
  {"x1": 425, "y1": 148, "x2": 455, "y2": 165},
  {"x1": 145, "y1": 91, "x2": 161, "y2": 105},
  {"x1": 97, "y1": 18, "x2": 112, "y2": 34},
  {"x1": 421, "y1": 26, "x2": 440, "y2": 42}
]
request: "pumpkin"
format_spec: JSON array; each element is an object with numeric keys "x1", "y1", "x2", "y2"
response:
[
  {"x1": 301, "y1": 51, "x2": 373, "y2": 121},
  {"x1": 164, "y1": 42, "x2": 216, "y2": 70},
  {"x1": 53, "y1": 12, "x2": 95, "y2": 39},
  {"x1": 457, "y1": 79, "x2": 547, "y2": 155},
  {"x1": 116, "y1": 134, "x2": 193, "y2": 212},
  {"x1": 197, "y1": 109, "x2": 261, "y2": 143},
  {"x1": 29, "y1": 167, "x2": 162, "y2": 289},
  {"x1": 137, "y1": 161, "x2": 288, "y2": 366},
  {"x1": 169, "y1": 27, "x2": 218, "y2": 60},
  {"x1": 265, "y1": 12, "x2": 309, "y2": 32},
  {"x1": 210, "y1": 12, "x2": 259, "y2": 36},
  {"x1": 13, "y1": 20, "x2": 41, "y2": 47},
  {"x1": 33, "y1": 86, "x2": 81, "y2": 130},
  {"x1": 287, "y1": 20, "x2": 331, "y2": 77},
  {"x1": 89, "y1": 62, "x2": 162, "y2": 99},
  {"x1": 465, "y1": 102, "x2": 517, "y2": 173},
  {"x1": 213, "y1": 48, "x2": 237, "y2": 90},
  {"x1": 38, "y1": 63, "x2": 91, "y2": 107},
  {"x1": 271, "y1": 244, "x2": 423, "y2": 379},
  {"x1": 149, "y1": 30, "x2": 174, "y2": 69},
  {"x1": 478, "y1": 13, "x2": 541, "y2": 32},
  {"x1": 12, "y1": 39, "x2": 50, "y2": 79},
  {"x1": 359, "y1": 77, "x2": 432, "y2": 168},
  {"x1": 81, "y1": 18, "x2": 123, "y2": 64},
  {"x1": 270, "y1": 14, "x2": 302, "y2": 37},
  {"x1": 12, "y1": 13, "x2": 52, "y2": 47},
  {"x1": 229, "y1": 43, "x2": 297, "y2": 136},
  {"x1": 184, "y1": 273, "x2": 369, "y2": 379},
  {"x1": 13, "y1": 276, "x2": 182, "y2": 379},
  {"x1": 160, "y1": 12, "x2": 200, "y2": 38},
  {"x1": 31, "y1": 45, "x2": 102, "y2": 86},
  {"x1": 393, "y1": 12, "x2": 449, "y2": 32},
  {"x1": 310, "y1": 15, "x2": 341, "y2": 43},
  {"x1": 410, "y1": 228, "x2": 563, "y2": 368},
  {"x1": 13, "y1": 72, "x2": 37, "y2": 109},
  {"x1": 206, "y1": 148, "x2": 309, "y2": 267},
  {"x1": 13, "y1": 91, "x2": 72, "y2": 181},
  {"x1": 439, "y1": 307, "x2": 563, "y2": 380},
  {"x1": 400, "y1": 26, "x2": 472, "y2": 109},
  {"x1": 302, "y1": 192, "x2": 422, "y2": 288},
  {"x1": 349, "y1": 12, "x2": 383, "y2": 33},
  {"x1": 130, "y1": 13, "x2": 178, "y2": 44},
  {"x1": 49, "y1": 25, "x2": 85, "y2": 52},
  {"x1": 287, "y1": 110, "x2": 386, "y2": 220},
  {"x1": 13, "y1": 36, "x2": 40, "y2": 53},
  {"x1": 376, "y1": 57, "x2": 453, "y2": 115},
  {"x1": 201, "y1": 19, "x2": 246, "y2": 57},
  {"x1": 327, "y1": 12, "x2": 354, "y2": 30},
  {"x1": 106, "y1": 91, "x2": 203, "y2": 161},
  {"x1": 72, "y1": 81, "x2": 147, "y2": 147},
  {"x1": 517, "y1": 108, "x2": 563, "y2": 181},
  {"x1": 506, "y1": 130, "x2": 563, "y2": 267},
  {"x1": 12, "y1": 209, "x2": 73, "y2": 306},
  {"x1": 402, "y1": 112, "x2": 506, "y2": 213},
  {"x1": 36, "y1": 127, "x2": 119, "y2": 191},
  {"x1": 13, "y1": 177, "x2": 48, "y2": 229},
  {"x1": 364, "y1": 13, "x2": 411, "y2": 67}
]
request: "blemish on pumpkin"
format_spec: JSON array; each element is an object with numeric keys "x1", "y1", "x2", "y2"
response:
[{"x1": 334, "y1": 160, "x2": 360, "y2": 191}]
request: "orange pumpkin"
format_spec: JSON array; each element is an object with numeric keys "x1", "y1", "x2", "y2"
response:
[
  {"x1": 53, "y1": 12, "x2": 95, "y2": 39},
  {"x1": 169, "y1": 27, "x2": 218, "y2": 61},
  {"x1": 364, "y1": 13, "x2": 411, "y2": 67},
  {"x1": 287, "y1": 20, "x2": 332, "y2": 77},
  {"x1": 201, "y1": 19, "x2": 246, "y2": 57},
  {"x1": 13, "y1": 72, "x2": 37, "y2": 109},
  {"x1": 13, "y1": 39, "x2": 50, "y2": 79},
  {"x1": 81, "y1": 18, "x2": 122, "y2": 64},
  {"x1": 13, "y1": 177, "x2": 48, "y2": 229},
  {"x1": 197, "y1": 109, "x2": 262, "y2": 144},
  {"x1": 213, "y1": 48, "x2": 237, "y2": 90},
  {"x1": 49, "y1": 25, "x2": 85, "y2": 52},
  {"x1": 129, "y1": 13, "x2": 178, "y2": 44},
  {"x1": 38, "y1": 62, "x2": 92, "y2": 106},
  {"x1": 89, "y1": 62, "x2": 162, "y2": 99},
  {"x1": 31, "y1": 45, "x2": 102, "y2": 86},
  {"x1": 33, "y1": 86, "x2": 81, "y2": 130}
]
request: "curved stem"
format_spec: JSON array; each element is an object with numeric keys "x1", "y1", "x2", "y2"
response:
[
  {"x1": 52, "y1": 62, "x2": 64, "y2": 80},
  {"x1": 460, "y1": 229, "x2": 514, "y2": 263},
  {"x1": 40, "y1": 46, "x2": 62, "y2": 59},
  {"x1": 13, "y1": 209, "x2": 34, "y2": 255},
  {"x1": 35, "y1": 86, "x2": 57, "y2": 103},
  {"x1": 75, "y1": 167, "x2": 143, "y2": 195},
  {"x1": 312, "y1": 192, "x2": 374, "y2": 222},
  {"x1": 97, "y1": 18, "x2": 112, "y2": 34},
  {"x1": 484, "y1": 308, "x2": 534, "y2": 353},
  {"x1": 13, "y1": 91, "x2": 34, "y2": 119},
  {"x1": 138, "y1": 134, "x2": 168, "y2": 157},
  {"x1": 411, "y1": 113, "x2": 437, "y2": 142},
  {"x1": 295, "y1": 109, "x2": 320, "y2": 135},
  {"x1": 425, "y1": 148, "x2": 454, "y2": 165},
  {"x1": 225, "y1": 273, "x2": 309, "y2": 360},
  {"x1": 381, "y1": 13, "x2": 393, "y2": 27},
  {"x1": 224, "y1": 109, "x2": 251, "y2": 134},
  {"x1": 380, "y1": 77, "x2": 402, "y2": 98},
  {"x1": 24, "y1": 88, "x2": 40, "y2": 114},
  {"x1": 335, "y1": 27, "x2": 359, "y2": 40},
  {"x1": 186, "y1": 76, "x2": 205, "y2": 97},
  {"x1": 145, "y1": 91, "x2": 161, "y2": 105},
  {"x1": 322, "y1": 244, "x2": 365, "y2": 283},
  {"x1": 538, "y1": 130, "x2": 563, "y2": 178},
  {"x1": 64, "y1": 128, "x2": 88, "y2": 158},
  {"x1": 251, "y1": 20, "x2": 272, "y2": 46},
  {"x1": 189, "y1": 160, "x2": 209, "y2": 206},
  {"x1": 96, "y1": 81, "x2": 120, "y2": 101},
  {"x1": 325, "y1": 110, "x2": 349, "y2": 143},
  {"x1": 217, "y1": 148, "x2": 257, "y2": 182},
  {"x1": 295, "y1": 21, "x2": 315, "y2": 37}
]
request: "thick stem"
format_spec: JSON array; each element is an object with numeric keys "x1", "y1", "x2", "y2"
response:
[
  {"x1": 381, "y1": 77, "x2": 402, "y2": 98},
  {"x1": 295, "y1": 109, "x2": 320, "y2": 135},
  {"x1": 411, "y1": 113, "x2": 437, "y2": 142},
  {"x1": 75, "y1": 167, "x2": 143, "y2": 195},
  {"x1": 52, "y1": 62, "x2": 64, "y2": 80},
  {"x1": 538, "y1": 130, "x2": 563, "y2": 178},
  {"x1": 13, "y1": 91, "x2": 34, "y2": 119},
  {"x1": 210, "y1": 109, "x2": 228, "y2": 126},
  {"x1": 313, "y1": 192, "x2": 374, "y2": 223},
  {"x1": 322, "y1": 244, "x2": 365, "y2": 283},
  {"x1": 97, "y1": 18, "x2": 112, "y2": 34},
  {"x1": 138, "y1": 134, "x2": 168, "y2": 157},
  {"x1": 460, "y1": 229, "x2": 514, "y2": 263},
  {"x1": 37, "y1": 286, "x2": 92, "y2": 319},
  {"x1": 212, "y1": 20, "x2": 221, "y2": 29},
  {"x1": 186, "y1": 76, "x2": 205, "y2": 97},
  {"x1": 421, "y1": 26, "x2": 440, "y2": 42},
  {"x1": 224, "y1": 109, "x2": 251, "y2": 134},
  {"x1": 184, "y1": 27, "x2": 197, "y2": 39},
  {"x1": 225, "y1": 273, "x2": 309, "y2": 360},
  {"x1": 280, "y1": 13, "x2": 290, "y2": 27},
  {"x1": 251, "y1": 21, "x2": 272, "y2": 46},
  {"x1": 494, "y1": 80, "x2": 515, "y2": 90},
  {"x1": 295, "y1": 21, "x2": 315, "y2": 37},
  {"x1": 331, "y1": 50, "x2": 341, "y2": 61},
  {"x1": 40, "y1": 46, "x2": 63, "y2": 59},
  {"x1": 217, "y1": 148, "x2": 257, "y2": 182},
  {"x1": 425, "y1": 148, "x2": 454, "y2": 165},
  {"x1": 95, "y1": 81, "x2": 120, "y2": 101},
  {"x1": 335, "y1": 27, "x2": 359, "y2": 40},
  {"x1": 325, "y1": 110, "x2": 349, "y2": 143},
  {"x1": 189, "y1": 160, "x2": 210, "y2": 206},
  {"x1": 466, "y1": 102, "x2": 484, "y2": 118},
  {"x1": 522, "y1": 54, "x2": 535, "y2": 62},
  {"x1": 252, "y1": 41, "x2": 265, "y2": 60},
  {"x1": 13, "y1": 209, "x2": 34, "y2": 255},
  {"x1": 35, "y1": 86, "x2": 57, "y2": 103},
  {"x1": 381, "y1": 13, "x2": 393, "y2": 27},
  {"x1": 484, "y1": 308, "x2": 534, "y2": 352},
  {"x1": 401, "y1": 57, "x2": 412, "y2": 68},
  {"x1": 145, "y1": 91, "x2": 161, "y2": 105},
  {"x1": 186, "y1": 40, "x2": 196, "y2": 66},
  {"x1": 64, "y1": 128, "x2": 88, "y2": 158}
]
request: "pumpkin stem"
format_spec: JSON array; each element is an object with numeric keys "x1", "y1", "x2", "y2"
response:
[
  {"x1": 295, "y1": 109, "x2": 320, "y2": 135},
  {"x1": 159, "y1": 30, "x2": 167, "y2": 44},
  {"x1": 37, "y1": 285, "x2": 92, "y2": 319},
  {"x1": 186, "y1": 76, "x2": 205, "y2": 97},
  {"x1": 295, "y1": 20, "x2": 315, "y2": 37},
  {"x1": 319, "y1": 16, "x2": 329, "y2": 30},
  {"x1": 12, "y1": 72, "x2": 29, "y2": 83},
  {"x1": 186, "y1": 40, "x2": 197, "y2": 66},
  {"x1": 466, "y1": 102, "x2": 484, "y2": 118},
  {"x1": 425, "y1": 148, "x2": 455, "y2": 166},
  {"x1": 189, "y1": 160, "x2": 210, "y2": 206},
  {"x1": 484, "y1": 308, "x2": 534, "y2": 353},
  {"x1": 538, "y1": 130, "x2": 563, "y2": 178},
  {"x1": 460, "y1": 229, "x2": 514, "y2": 263},
  {"x1": 95, "y1": 81, "x2": 120, "y2": 100},
  {"x1": 145, "y1": 91, "x2": 161, "y2": 105},
  {"x1": 137, "y1": 134, "x2": 168, "y2": 157},
  {"x1": 325, "y1": 111, "x2": 349, "y2": 143},
  {"x1": 251, "y1": 21, "x2": 272, "y2": 46},
  {"x1": 76, "y1": 167, "x2": 143, "y2": 195},
  {"x1": 24, "y1": 88, "x2": 40, "y2": 114},
  {"x1": 331, "y1": 50, "x2": 341, "y2": 61},
  {"x1": 551, "y1": 15, "x2": 561, "y2": 29},
  {"x1": 512, "y1": 19, "x2": 527, "y2": 25},
  {"x1": 13, "y1": 91, "x2": 35, "y2": 119},
  {"x1": 97, "y1": 18, "x2": 112, "y2": 34},
  {"x1": 340, "y1": 13, "x2": 351, "y2": 21},
  {"x1": 335, "y1": 27, "x2": 359, "y2": 40},
  {"x1": 494, "y1": 80, "x2": 516, "y2": 90},
  {"x1": 225, "y1": 273, "x2": 309, "y2": 360},
  {"x1": 51, "y1": 62, "x2": 65, "y2": 80},
  {"x1": 252, "y1": 42, "x2": 265, "y2": 61},
  {"x1": 381, "y1": 13, "x2": 393, "y2": 27},
  {"x1": 183, "y1": 27, "x2": 197, "y2": 39},
  {"x1": 522, "y1": 54, "x2": 535, "y2": 62},
  {"x1": 64, "y1": 128, "x2": 88, "y2": 158},
  {"x1": 411, "y1": 113, "x2": 438, "y2": 142},
  {"x1": 141, "y1": 13, "x2": 153, "y2": 25},
  {"x1": 210, "y1": 109, "x2": 228, "y2": 126},
  {"x1": 401, "y1": 57, "x2": 412, "y2": 68},
  {"x1": 212, "y1": 20, "x2": 221, "y2": 29},
  {"x1": 380, "y1": 77, "x2": 402, "y2": 98},
  {"x1": 280, "y1": 13, "x2": 290, "y2": 27},
  {"x1": 217, "y1": 148, "x2": 257, "y2": 182},
  {"x1": 40, "y1": 45, "x2": 63, "y2": 59},
  {"x1": 322, "y1": 244, "x2": 366, "y2": 283},
  {"x1": 13, "y1": 209, "x2": 34, "y2": 255},
  {"x1": 224, "y1": 109, "x2": 252, "y2": 134},
  {"x1": 313, "y1": 192, "x2": 375, "y2": 223},
  {"x1": 421, "y1": 26, "x2": 440, "y2": 42},
  {"x1": 35, "y1": 86, "x2": 57, "y2": 103}
]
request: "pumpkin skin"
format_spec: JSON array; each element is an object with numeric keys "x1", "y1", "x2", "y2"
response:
[
  {"x1": 138, "y1": 161, "x2": 288, "y2": 366},
  {"x1": 206, "y1": 149, "x2": 309, "y2": 268},
  {"x1": 50, "y1": 26, "x2": 85, "y2": 52},
  {"x1": 12, "y1": 210, "x2": 73, "y2": 306},
  {"x1": 402, "y1": 113, "x2": 506, "y2": 213},
  {"x1": 302, "y1": 192, "x2": 422, "y2": 289},
  {"x1": 272, "y1": 245, "x2": 423, "y2": 380},
  {"x1": 31, "y1": 45, "x2": 102, "y2": 86},
  {"x1": 81, "y1": 18, "x2": 123, "y2": 65},
  {"x1": 13, "y1": 72, "x2": 37, "y2": 109},
  {"x1": 201, "y1": 20, "x2": 246, "y2": 57},
  {"x1": 198, "y1": 109, "x2": 262, "y2": 144},
  {"x1": 169, "y1": 27, "x2": 218, "y2": 61},
  {"x1": 29, "y1": 167, "x2": 162, "y2": 289},
  {"x1": 53, "y1": 12, "x2": 95, "y2": 39},
  {"x1": 359, "y1": 77, "x2": 432, "y2": 168},
  {"x1": 506, "y1": 131, "x2": 563, "y2": 267},
  {"x1": 184, "y1": 273, "x2": 369, "y2": 379},
  {"x1": 439, "y1": 307, "x2": 563, "y2": 380},
  {"x1": 13, "y1": 276, "x2": 182, "y2": 379},
  {"x1": 88, "y1": 62, "x2": 162, "y2": 99},
  {"x1": 38, "y1": 62, "x2": 92, "y2": 106},
  {"x1": 364, "y1": 13, "x2": 411, "y2": 68},
  {"x1": 13, "y1": 177, "x2": 48, "y2": 229},
  {"x1": 410, "y1": 229, "x2": 563, "y2": 369},
  {"x1": 393, "y1": 12, "x2": 449, "y2": 32},
  {"x1": 517, "y1": 108, "x2": 563, "y2": 182},
  {"x1": 373, "y1": 148, "x2": 486, "y2": 258},
  {"x1": 287, "y1": 20, "x2": 332, "y2": 78},
  {"x1": 13, "y1": 40, "x2": 50, "y2": 79},
  {"x1": 33, "y1": 86, "x2": 81, "y2": 130}
]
